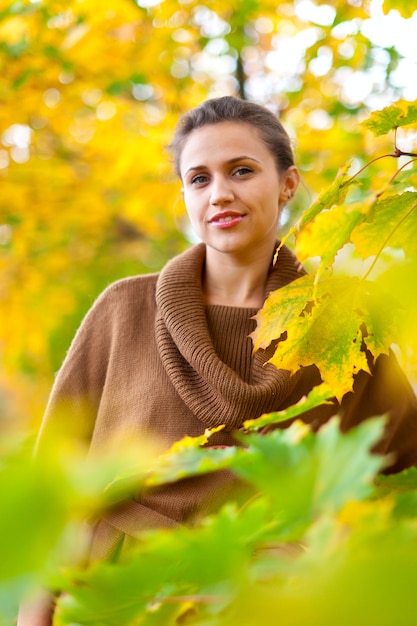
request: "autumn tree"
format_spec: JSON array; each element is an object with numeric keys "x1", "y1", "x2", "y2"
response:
[
  {"x1": 1, "y1": 1, "x2": 417, "y2": 624},
  {"x1": 1, "y1": 0, "x2": 416, "y2": 424}
]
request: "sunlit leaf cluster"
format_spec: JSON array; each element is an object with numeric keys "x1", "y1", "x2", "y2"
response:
[
  {"x1": 253, "y1": 104, "x2": 417, "y2": 396},
  {"x1": 1, "y1": 0, "x2": 417, "y2": 423},
  {"x1": 1, "y1": 4, "x2": 417, "y2": 623}
]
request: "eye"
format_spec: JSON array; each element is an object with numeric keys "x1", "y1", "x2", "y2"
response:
[
  {"x1": 191, "y1": 173, "x2": 209, "y2": 185},
  {"x1": 233, "y1": 166, "x2": 254, "y2": 177}
]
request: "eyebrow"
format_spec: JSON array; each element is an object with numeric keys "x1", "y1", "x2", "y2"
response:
[{"x1": 184, "y1": 156, "x2": 260, "y2": 177}]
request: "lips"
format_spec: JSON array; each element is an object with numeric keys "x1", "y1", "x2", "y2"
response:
[{"x1": 209, "y1": 211, "x2": 244, "y2": 229}]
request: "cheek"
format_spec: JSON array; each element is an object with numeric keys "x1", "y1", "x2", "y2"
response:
[
  {"x1": 184, "y1": 199, "x2": 203, "y2": 231},
  {"x1": 183, "y1": 197, "x2": 194, "y2": 219},
  {"x1": 184, "y1": 193, "x2": 202, "y2": 217}
]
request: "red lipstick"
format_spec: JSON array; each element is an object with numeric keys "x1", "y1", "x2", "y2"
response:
[{"x1": 209, "y1": 211, "x2": 244, "y2": 229}]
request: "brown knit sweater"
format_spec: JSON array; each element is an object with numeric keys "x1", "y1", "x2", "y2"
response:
[{"x1": 37, "y1": 243, "x2": 417, "y2": 557}]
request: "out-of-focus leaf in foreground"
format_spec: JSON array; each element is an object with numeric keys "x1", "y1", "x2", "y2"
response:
[
  {"x1": 0, "y1": 436, "x2": 71, "y2": 620},
  {"x1": 243, "y1": 382, "x2": 334, "y2": 431},
  {"x1": 232, "y1": 503, "x2": 417, "y2": 626},
  {"x1": 146, "y1": 386, "x2": 335, "y2": 487},
  {"x1": 374, "y1": 467, "x2": 417, "y2": 519},
  {"x1": 234, "y1": 417, "x2": 385, "y2": 539},
  {"x1": 54, "y1": 416, "x2": 386, "y2": 625},
  {"x1": 54, "y1": 500, "x2": 269, "y2": 626},
  {"x1": 0, "y1": 433, "x2": 157, "y2": 622},
  {"x1": 144, "y1": 426, "x2": 238, "y2": 487}
]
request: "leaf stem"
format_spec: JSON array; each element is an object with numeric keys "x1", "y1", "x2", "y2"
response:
[
  {"x1": 393, "y1": 127, "x2": 417, "y2": 158},
  {"x1": 386, "y1": 157, "x2": 417, "y2": 187},
  {"x1": 151, "y1": 594, "x2": 228, "y2": 604},
  {"x1": 345, "y1": 128, "x2": 417, "y2": 188},
  {"x1": 346, "y1": 153, "x2": 398, "y2": 186}
]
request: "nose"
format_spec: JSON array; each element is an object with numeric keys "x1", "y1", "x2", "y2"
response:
[{"x1": 209, "y1": 175, "x2": 234, "y2": 205}]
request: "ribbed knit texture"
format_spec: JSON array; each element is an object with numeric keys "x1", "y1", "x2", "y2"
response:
[
  {"x1": 155, "y1": 243, "x2": 306, "y2": 430},
  {"x1": 205, "y1": 306, "x2": 256, "y2": 382},
  {"x1": 37, "y1": 242, "x2": 417, "y2": 555}
]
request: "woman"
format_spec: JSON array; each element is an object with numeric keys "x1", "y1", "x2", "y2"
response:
[{"x1": 18, "y1": 96, "x2": 417, "y2": 624}]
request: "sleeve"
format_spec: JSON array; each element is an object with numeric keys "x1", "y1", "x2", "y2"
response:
[
  {"x1": 339, "y1": 350, "x2": 417, "y2": 474},
  {"x1": 35, "y1": 286, "x2": 115, "y2": 454}
]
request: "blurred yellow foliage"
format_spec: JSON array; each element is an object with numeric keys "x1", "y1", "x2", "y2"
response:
[{"x1": 0, "y1": 0, "x2": 415, "y2": 428}]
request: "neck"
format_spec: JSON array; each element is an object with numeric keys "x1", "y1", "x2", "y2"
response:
[{"x1": 203, "y1": 245, "x2": 276, "y2": 308}]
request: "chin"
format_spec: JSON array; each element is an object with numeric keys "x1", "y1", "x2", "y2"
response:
[{"x1": 206, "y1": 241, "x2": 255, "y2": 257}]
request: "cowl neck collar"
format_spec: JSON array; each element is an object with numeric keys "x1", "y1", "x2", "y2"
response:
[{"x1": 155, "y1": 243, "x2": 305, "y2": 431}]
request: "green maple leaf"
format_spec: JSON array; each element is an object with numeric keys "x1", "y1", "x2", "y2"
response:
[
  {"x1": 267, "y1": 284, "x2": 369, "y2": 399},
  {"x1": 375, "y1": 466, "x2": 417, "y2": 497},
  {"x1": 145, "y1": 445, "x2": 239, "y2": 487},
  {"x1": 299, "y1": 162, "x2": 356, "y2": 228},
  {"x1": 142, "y1": 387, "x2": 336, "y2": 486},
  {"x1": 252, "y1": 275, "x2": 398, "y2": 400},
  {"x1": 243, "y1": 383, "x2": 334, "y2": 431},
  {"x1": 294, "y1": 200, "x2": 368, "y2": 272},
  {"x1": 56, "y1": 501, "x2": 269, "y2": 626},
  {"x1": 361, "y1": 103, "x2": 417, "y2": 137},
  {"x1": 351, "y1": 191, "x2": 417, "y2": 260},
  {"x1": 278, "y1": 162, "x2": 358, "y2": 251},
  {"x1": 378, "y1": 259, "x2": 417, "y2": 366},
  {"x1": 252, "y1": 273, "x2": 317, "y2": 351},
  {"x1": 234, "y1": 417, "x2": 385, "y2": 538}
]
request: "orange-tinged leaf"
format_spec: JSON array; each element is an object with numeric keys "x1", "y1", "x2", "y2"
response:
[
  {"x1": 267, "y1": 289, "x2": 368, "y2": 399},
  {"x1": 251, "y1": 273, "x2": 316, "y2": 353},
  {"x1": 253, "y1": 275, "x2": 399, "y2": 400}
]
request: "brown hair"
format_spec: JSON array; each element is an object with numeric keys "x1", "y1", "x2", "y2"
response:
[{"x1": 169, "y1": 96, "x2": 295, "y2": 178}]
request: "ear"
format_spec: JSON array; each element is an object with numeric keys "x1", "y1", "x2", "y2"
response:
[{"x1": 279, "y1": 166, "x2": 300, "y2": 204}]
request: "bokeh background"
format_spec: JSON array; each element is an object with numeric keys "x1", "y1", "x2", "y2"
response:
[{"x1": 1, "y1": 0, "x2": 416, "y2": 430}]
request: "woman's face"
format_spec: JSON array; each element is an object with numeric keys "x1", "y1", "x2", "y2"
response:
[{"x1": 180, "y1": 121, "x2": 299, "y2": 260}]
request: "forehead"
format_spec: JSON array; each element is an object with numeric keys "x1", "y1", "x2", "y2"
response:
[{"x1": 179, "y1": 121, "x2": 271, "y2": 173}]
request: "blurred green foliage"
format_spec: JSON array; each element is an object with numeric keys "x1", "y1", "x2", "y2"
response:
[{"x1": 3, "y1": 407, "x2": 417, "y2": 625}]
